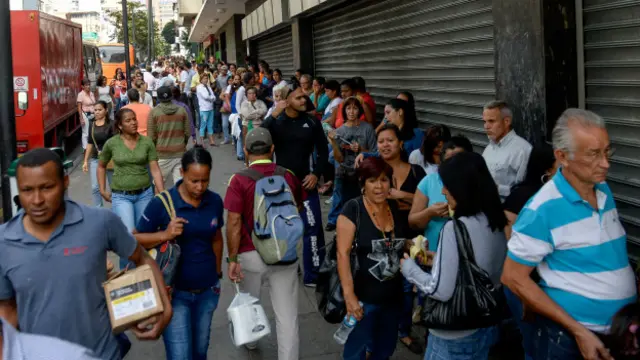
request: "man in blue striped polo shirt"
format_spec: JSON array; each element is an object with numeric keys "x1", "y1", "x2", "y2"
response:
[{"x1": 502, "y1": 108, "x2": 637, "y2": 360}]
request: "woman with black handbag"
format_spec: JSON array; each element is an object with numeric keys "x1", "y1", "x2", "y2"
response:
[
  {"x1": 336, "y1": 156, "x2": 410, "y2": 360},
  {"x1": 401, "y1": 151, "x2": 508, "y2": 359}
]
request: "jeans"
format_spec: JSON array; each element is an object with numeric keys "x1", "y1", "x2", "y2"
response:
[
  {"x1": 213, "y1": 105, "x2": 222, "y2": 134},
  {"x1": 112, "y1": 186, "x2": 154, "y2": 269},
  {"x1": 235, "y1": 116, "x2": 244, "y2": 159},
  {"x1": 89, "y1": 158, "x2": 113, "y2": 207},
  {"x1": 532, "y1": 316, "x2": 583, "y2": 360},
  {"x1": 300, "y1": 190, "x2": 326, "y2": 285},
  {"x1": 398, "y1": 279, "x2": 415, "y2": 339},
  {"x1": 327, "y1": 177, "x2": 343, "y2": 226},
  {"x1": 343, "y1": 302, "x2": 401, "y2": 360},
  {"x1": 163, "y1": 284, "x2": 221, "y2": 360},
  {"x1": 425, "y1": 326, "x2": 498, "y2": 360},
  {"x1": 221, "y1": 113, "x2": 231, "y2": 142},
  {"x1": 199, "y1": 110, "x2": 213, "y2": 137},
  {"x1": 504, "y1": 287, "x2": 534, "y2": 360}
]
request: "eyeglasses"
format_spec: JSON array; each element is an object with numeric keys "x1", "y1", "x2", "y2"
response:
[{"x1": 576, "y1": 147, "x2": 616, "y2": 163}]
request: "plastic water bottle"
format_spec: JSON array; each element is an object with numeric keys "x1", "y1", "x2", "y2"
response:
[{"x1": 333, "y1": 303, "x2": 363, "y2": 345}]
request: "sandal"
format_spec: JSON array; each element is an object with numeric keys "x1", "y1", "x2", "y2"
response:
[{"x1": 399, "y1": 337, "x2": 424, "y2": 355}]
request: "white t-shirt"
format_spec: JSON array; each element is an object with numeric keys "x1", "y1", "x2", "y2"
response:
[
  {"x1": 324, "y1": 97, "x2": 343, "y2": 116},
  {"x1": 408, "y1": 149, "x2": 439, "y2": 175},
  {"x1": 143, "y1": 72, "x2": 155, "y2": 91},
  {"x1": 235, "y1": 86, "x2": 246, "y2": 112}
]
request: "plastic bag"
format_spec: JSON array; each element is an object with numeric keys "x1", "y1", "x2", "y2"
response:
[{"x1": 227, "y1": 283, "x2": 271, "y2": 346}]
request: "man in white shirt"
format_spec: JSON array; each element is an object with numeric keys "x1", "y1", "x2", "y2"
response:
[
  {"x1": 235, "y1": 72, "x2": 255, "y2": 112},
  {"x1": 481, "y1": 100, "x2": 532, "y2": 201},
  {"x1": 143, "y1": 66, "x2": 155, "y2": 91}
]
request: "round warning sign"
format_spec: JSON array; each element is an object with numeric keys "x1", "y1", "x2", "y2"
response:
[{"x1": 13, "y1": 76, "x2": 28, "y2": 91}]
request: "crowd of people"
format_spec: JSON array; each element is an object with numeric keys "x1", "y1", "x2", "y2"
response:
[{"x1": 0, "y1": 53, "x2": 637, "y2": 360}]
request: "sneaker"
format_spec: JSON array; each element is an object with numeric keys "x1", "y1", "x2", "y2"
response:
[
  {"x1": 325, "y1": 223, "x2": 336, "y2": 232},
  {"x1": 221, "y1": 139, "x2": 231, "y2": 145},
  {"x1": 324, "y1": 197, "x2": 333, "y2": 205},
  {"x1": 244, "y1": 342, "x2": 258, "y2": 350},
  {"x1": 304, "y1": 283, "x2": 317, "y2": 288}
]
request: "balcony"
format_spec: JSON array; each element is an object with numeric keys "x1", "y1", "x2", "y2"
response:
[{"x1": 189, "y1": 0, "x2": 246, "y2": 43}]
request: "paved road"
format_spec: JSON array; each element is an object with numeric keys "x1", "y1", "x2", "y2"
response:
[{"x1": 65, "y1": 143, "x2": 428, "y2": 360}]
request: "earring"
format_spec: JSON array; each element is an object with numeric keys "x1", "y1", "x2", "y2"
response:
[{"x1": 541, "y1": 173, "x2": 549, "y2": 184}]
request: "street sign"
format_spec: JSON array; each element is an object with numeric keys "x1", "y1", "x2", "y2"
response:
[
  {"x1": 82, "y1": 32, "x2": 98, "y2": 41},
  {"x1": 13, "y1": 76, "x2": 28, "y2": 91}
]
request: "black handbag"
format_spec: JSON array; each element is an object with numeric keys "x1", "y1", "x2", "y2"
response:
[
  {"x1": 316, "y1": 200, "x2": 360, "y2": 324},
  {"x1": 423, "y1": 218, "x2": 507, "y2": 330}
]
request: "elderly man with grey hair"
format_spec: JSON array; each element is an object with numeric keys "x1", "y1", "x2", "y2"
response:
[
  {"x1": 481, "y1": 100, "x2": 532, "y2": 201},
  {"x1": 501, "y1": 108, "x2": 636, "y2": 360}
]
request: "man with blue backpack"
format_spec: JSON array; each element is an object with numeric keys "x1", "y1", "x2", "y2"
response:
[{"x1": 224, "y1": 128, "x2": 304, "y2": 360}]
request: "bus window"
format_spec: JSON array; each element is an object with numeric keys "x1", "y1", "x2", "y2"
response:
[{"x1": 100, "y1": 46, "x2": 126, "y2": 63}]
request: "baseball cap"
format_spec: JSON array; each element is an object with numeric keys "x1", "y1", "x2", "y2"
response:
[
  {"x1": 245, "y1": 128, "x2": 273, "y2": 154},
  {"x1": 157, "y1": 86, "x2": 172, "y2": 102}
]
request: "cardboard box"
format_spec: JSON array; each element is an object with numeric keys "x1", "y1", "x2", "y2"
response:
[{"x1": 103, "y1": 264, "x2": 164, "y2": 334}]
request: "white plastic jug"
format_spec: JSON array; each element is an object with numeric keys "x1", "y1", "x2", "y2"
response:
[{"x1": 227, "y1": 282, "x2": 271, "y2": 346}]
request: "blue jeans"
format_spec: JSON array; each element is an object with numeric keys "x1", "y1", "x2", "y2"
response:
[
  {"x1": 327, "y1": 177, "x2": 343, "y2": 226},
  {"x1": 300, "y1": 190, "x2": 326, "y2": 285},
  {"x1": 425, "y1": 326, "x2": 498, "y2": 360},
  {"x1": 235, "y1": 116, "x2": 244, "y2": 159},
  {"x1": 163, "y1": 284, "x2": 221, "y2": 360},
  {"x1": 199, "y1": 110, "x2": 213, "y2": 137},
  {"x1": 343, "y1": 302, "x2": 401, "y2": 360},
  {"x1": 112, "y1": 187, "x2": 154, "y2": 269},
  {"x1": 504, "y1": 287, "x2": 534, "y2": 360},
  {"x1": 89, "y1": 158, "x2": 113, "y2": 207},
  {"x1": 221, "y1": 113, "x2": 231, "y2": 142},
  {"x1": 532, "y1": 316, "x2": 583, "y2": 360},
  {"x1": 398, "y1": 279, "x2": 415, "y2": 339}
]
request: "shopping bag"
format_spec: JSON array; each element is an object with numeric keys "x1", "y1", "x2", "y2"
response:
[{"x1": 227, "y1": 282, "x2": 271, "y2": 346}]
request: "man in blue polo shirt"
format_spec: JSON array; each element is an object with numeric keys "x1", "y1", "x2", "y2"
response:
[
  {"x1": 502, "y1": 109, "x2": 637, "y2": 360},
  {"x1": 0, "y1": 148, "x2": 173, "y2": 360}
]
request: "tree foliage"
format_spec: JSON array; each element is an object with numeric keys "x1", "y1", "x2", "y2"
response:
[
  {"x1": 105, "y1": 2, "x2": 166, "y2": 61},
  {"x1": 162, "y1": 20, "x2": 177, "y2": 45}
]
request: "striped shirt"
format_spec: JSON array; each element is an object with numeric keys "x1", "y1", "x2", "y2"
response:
[
  {"x1": 148, "y1": 102, "x2": 190, "y2": 159},
  {"x1": 508, "y1": 169, "x2": 637, "y2": 333}
]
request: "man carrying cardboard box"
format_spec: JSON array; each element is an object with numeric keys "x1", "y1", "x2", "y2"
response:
[{"x1": 0, "y1": 148, "x2": 173, "y2": 360}]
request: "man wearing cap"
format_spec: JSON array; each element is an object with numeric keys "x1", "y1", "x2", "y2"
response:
[
  {"x1": 262, "y1": 86, "x2": 328, "y2": 287},
  {"x1": 224, "y1": 128, "x2": 303, "y2": 359},
  {"x1": 148, "y1": 86, "x2": 191, "y2": 185}
]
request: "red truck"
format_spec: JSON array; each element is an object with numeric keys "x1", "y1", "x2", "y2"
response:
[{"x1": 10, "y1": 11, "x2": 84, "y2": 154}]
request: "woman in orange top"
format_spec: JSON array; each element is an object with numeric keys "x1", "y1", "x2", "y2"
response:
[{"x1": 110, "y1": 68, "x2": 127, "y2": 112}]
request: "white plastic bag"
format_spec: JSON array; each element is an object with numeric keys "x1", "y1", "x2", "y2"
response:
[{"x1": 227, "y1": 282, "x2": 271, "y2": 347}]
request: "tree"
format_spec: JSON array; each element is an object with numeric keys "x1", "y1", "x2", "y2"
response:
[
  {"x1": 162, "y1": 20, "x2": 176, "y2": 45},
  {"x1": 180, "y1": 26, "x2": 195, "y2": 58},
  {"x1": 105, "y1": 2, "x2": 165, "y2": 62}
]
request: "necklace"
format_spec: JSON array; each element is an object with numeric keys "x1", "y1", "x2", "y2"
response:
[{"x1": 364, "y1": 196, "x2": 395, "y2": 243}]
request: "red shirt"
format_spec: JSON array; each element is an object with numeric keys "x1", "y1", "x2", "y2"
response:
[{"x1": 223, "y1": 160, "x2": 304, "y2": 254}]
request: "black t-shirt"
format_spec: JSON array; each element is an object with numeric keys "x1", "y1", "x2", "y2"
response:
[
  {"x1": 503, "y1": 184, "x2": 540, "y2": 214},
  {"x1": 393, "y1": 164, "x2": 426, "y2": 238},
  {"x1": 341, "y1": 197, "x2": 408, "y2": 305},
  {"x1": 88, "y1": 121, "x2": 115, "y2": 159}
]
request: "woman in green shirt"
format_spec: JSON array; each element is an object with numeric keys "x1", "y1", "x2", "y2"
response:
[{"x1": 98, "y1": 108, "x2": 165, "y2": 237}]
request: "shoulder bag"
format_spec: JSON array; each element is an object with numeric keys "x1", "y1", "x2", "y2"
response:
[
  {"x1": 316, "y1": 199, "x2": 361, "y2": 324},
  {"x1": 422, "y1": 218, "x2": 507, "y2": 330},
  {"x1": 91, "y1": 123, "x2": 114, "y2": 170},
  {"x1": 148, "y1": 191, "x2": 182, "y2": 287}
]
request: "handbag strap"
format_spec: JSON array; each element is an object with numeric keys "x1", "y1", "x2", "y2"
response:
[{"x1": 452, "y1": 218, "x2": 491, "y2": 289}]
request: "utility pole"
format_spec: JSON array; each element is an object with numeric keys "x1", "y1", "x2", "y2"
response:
[
  {"x1": 131, "y1": 10, "x2": 136, "y2": 48},
  {"x1": 122, "y1": 0, "x2": 132, "y2": 89},
  {"x1": 147, "y1": 0, "x2": 154, "y2": 63},
  {"x1": 0, "y1": 0, "x2": 17, "y2": 221}
]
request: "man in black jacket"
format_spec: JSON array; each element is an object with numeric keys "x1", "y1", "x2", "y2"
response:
[{"x1": 262, "y1": 86, "x2": 328, "y2": 287}]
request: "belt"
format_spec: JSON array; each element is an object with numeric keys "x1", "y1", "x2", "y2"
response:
[{"x1": 112, "y1": 186, "x2": 150, "y2": 196}]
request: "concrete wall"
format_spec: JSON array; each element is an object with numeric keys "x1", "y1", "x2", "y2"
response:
[
  {"x1": 216, "y1": 14, "x2": 247, "y2": 65},
  {"x1": 245, "y1": 0, "x2": 267, "y2": 14}
]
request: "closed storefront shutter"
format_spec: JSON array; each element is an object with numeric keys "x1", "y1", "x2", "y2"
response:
[
  {"x1": 313, "y1": 0, "x2": 495, "y2": 147},
  {"x1": 255, "y1": 26, "x2": 294, "y2": 79},
  {"x1": 582, "y1": 0, "x2": 640, "y2": 259}
]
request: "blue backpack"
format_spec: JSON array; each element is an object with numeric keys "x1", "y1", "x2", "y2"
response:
[{"x1": 239, "y1": 166, "x2": 304, "y2": 264}]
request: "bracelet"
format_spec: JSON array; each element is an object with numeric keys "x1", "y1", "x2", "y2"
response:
[{"x1": 227, "y1": 255, "x2": 238, "y2": 263}]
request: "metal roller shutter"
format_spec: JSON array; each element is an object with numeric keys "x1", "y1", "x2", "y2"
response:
[
  {"x1": 313, "y1": 0, "x2": 495, "y2": 147},
  {"x1": 582, "y1": 0, "x2": 640, "y2": 260},
  {"x1": 255, "y1": 27, "x2": 294, "y2": 79}
]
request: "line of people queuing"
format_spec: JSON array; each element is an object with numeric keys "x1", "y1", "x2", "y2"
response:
[{"x1": 3, "y1": 54, "x2": 639, "y2": 360}]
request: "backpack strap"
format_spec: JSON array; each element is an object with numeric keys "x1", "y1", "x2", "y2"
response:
[
  {"x1": 237, "y1": 168, "x2": 266, "y2": 182},
  {"x1": 156, "y1": 191, "x2": 176, "y2": 219},
  {"x1": 273, "y1": 166, "x2": 288, "y2": 177}
]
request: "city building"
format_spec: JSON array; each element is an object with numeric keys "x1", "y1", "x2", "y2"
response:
[
  {"x1": 67, "y1": 11, "x2": 102, "y2": 44},
  {"x1": 149, "y1": 0, "x2": 177, "y2": 30}
]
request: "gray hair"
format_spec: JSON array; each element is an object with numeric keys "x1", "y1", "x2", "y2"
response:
[
  {"x1": 552, "y1": 108, "x2": 605, "y2": 153},
  {"x1": 483, "y1": 100, "x2": 513, "y2": 119},
  {"x1": 272, "y1": 83, "x2": 288, "y2": 99},
  {"x1": 300, "y1": 74, "x2": 312, "y2": 83}
]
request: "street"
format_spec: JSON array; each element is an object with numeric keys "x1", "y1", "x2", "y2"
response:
[{"x1": 65, "y1": 143, "x2": 426, "y2": 360}]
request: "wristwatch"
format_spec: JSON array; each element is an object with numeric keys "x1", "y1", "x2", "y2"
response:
[{"x1": 227, "y1": 255, "x2": 238, "y2": 263}]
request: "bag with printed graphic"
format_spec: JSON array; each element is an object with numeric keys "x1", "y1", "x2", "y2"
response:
[{"x1": 238, "y1": 166, "x2": 304, "y2": 265}]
